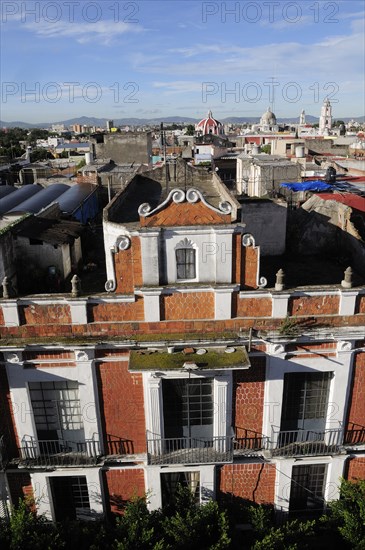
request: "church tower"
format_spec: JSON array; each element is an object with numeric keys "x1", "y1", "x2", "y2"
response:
[{"x1": 319, "y1": 98, "x2": 332, "y2": 134}]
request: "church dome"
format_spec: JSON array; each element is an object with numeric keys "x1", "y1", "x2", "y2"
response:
[
  {"x1": 196, "y1": 110, "x2": 224, "y2": 135},
  {"x1": 260, "y1": 106, "x2": 277, "y2": 126}
]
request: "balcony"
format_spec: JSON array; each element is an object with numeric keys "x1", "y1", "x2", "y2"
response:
[
  {"x1": 19, "y1": 438, "x2": 101, "y2": 467},
  {"x1": 147, "y1": 434, "x2": 233, "y2": 465},
  {"x1": 270, "y1": 427, "x2": 343, "y2": 457},
  {"x1": 343, "y1": 423, "x2": 365, "y2": 446},
  {"x1": 233, "y1": 428, "x2": 269, "y2": 457}
]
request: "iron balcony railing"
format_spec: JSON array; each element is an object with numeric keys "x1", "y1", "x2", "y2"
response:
[
  {"x1": 19, "y1": 438, "x2": 101, "y2": 467},
  {"x1": 270, "y1": 426, "x2": 343, "y2": 457},
  {"x1": 147, "y1": 435, "x2": 233, "y2": 465},
  {"x1": 343, "y1": 423, "x2": 365, "y2": 446},
  {"x1": 233, "y1": 428, "x2": 269, "y2": 456}
]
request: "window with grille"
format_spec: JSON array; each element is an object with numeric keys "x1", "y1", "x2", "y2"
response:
[
  {"x1": 289, "y1": 464, "x2": 327, "y2": 513},
  {"x1": 161, "y1": 471, "x2": 200, "y2": 506},
  {"x1": 163, "y1": 378, "x2": 214, "y2": 438},
  {"x1": 281, "y1": 372, "x2": 331, "y2": 426},
  {"x1": 29, "y1": 381, "x2": 83, "y2": 435},
  {"x1": 50, "y1": 476, "x2": 90, "y2": 521},
  {"x1": 176, "y1": 248, "x2": 196, "y2": 280}
]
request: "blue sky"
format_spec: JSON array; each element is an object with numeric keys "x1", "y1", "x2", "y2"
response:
[{"x1": 1, "y1": 0, "x2": 364, "y2": 123}]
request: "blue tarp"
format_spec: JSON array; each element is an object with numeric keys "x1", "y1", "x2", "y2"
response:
[{"x1": 280, "y1": 180, "x2": 332, "y2": 192}]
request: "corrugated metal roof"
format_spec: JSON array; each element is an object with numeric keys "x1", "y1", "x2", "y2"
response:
[
  {"x1": 56, "y1": 182, "x2": 97, "y2": 214},
  {"x1": 8, "y1": 184, "x2": 70, "y2": 214},
  {"x1": 0, "y1": 184, "x2": 43, "y2": 215},
  {"x1": 0, "y1": 186, "x2": 16, "y2": 199}
]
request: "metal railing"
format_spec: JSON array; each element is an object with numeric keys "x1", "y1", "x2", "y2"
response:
[
  {"x1": 233, "y1": 429, "x2": 269, "y2": 455},
  {"x1": 270, "y1": 427, "x2": 343, "y2": 457},
  {"x1": 343, "y1": 423, "x2": 365, "y2": 446},
  {"x1": 147, "y1": 435, "x2": 233, "y2": 465},
  {"x1": 19, "y1": 438, "x2": 101, "y2": 467}
]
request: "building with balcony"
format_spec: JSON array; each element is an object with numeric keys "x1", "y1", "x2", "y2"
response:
[{"x1": 0, "y1": 159, "x2": 364, "y2": 522}]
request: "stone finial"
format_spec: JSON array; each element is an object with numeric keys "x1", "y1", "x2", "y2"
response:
[
  {"x1": 71, "y1": 274, "x2": 82, "y2": 297},
  {"x1": 2, "y1": 277, "x2": 10, "y2": 299},
  {"x1": 341, "y1": 267, "x2": 353, "y2": 289},
  {"x1": 275, "y1": 269, "x2": 285, "y2": 291}
]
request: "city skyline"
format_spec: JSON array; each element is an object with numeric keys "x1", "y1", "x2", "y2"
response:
[{"x1": 1, "y1": 0, "x2": 364, "y2": 123}]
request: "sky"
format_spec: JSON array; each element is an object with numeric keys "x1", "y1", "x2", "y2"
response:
[{"x1": 1, "y1": 0, "x2": 364, "y2": 123}]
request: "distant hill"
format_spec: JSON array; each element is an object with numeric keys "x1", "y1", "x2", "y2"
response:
[{"x1": 1, "y1": 115, "x2": 364, "y2": 129}]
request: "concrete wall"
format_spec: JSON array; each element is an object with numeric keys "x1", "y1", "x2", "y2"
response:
[
  {"x1": 92, "y1": 133, "x2": 152, "y2": 165},
  {"x1": 0, "y1": 233, "x2": 17, "y2": 288}
]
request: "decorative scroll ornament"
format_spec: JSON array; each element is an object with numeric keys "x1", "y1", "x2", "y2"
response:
[
  {"x1": 75, "y1": 350, "x2": 90, "y2": 361},
  {"x1": 6, "y1": 352, "x2": 21, "y2": 363},
  {"x1": 268, "y1": 343, "x2": 285, "y2": 355},
  {"x1": 138, "y1": 203, "x2": 152, "y2": 216},
  {"x1": 138, "y1": 187, "x2": 233, "y2": 218},
  {"x1": 219, "y1": 201, "x2": 232, "y2": 214},
  {"x1": 337, "y1": 341, "x2": 352, "y2": 352},
  {"x1": 186, "y1": 189, "x2": 199, "y2": 203},
  {"x1": 258, "y1": 276, "x2": 268, "y2": 288},
  {"x1": 116, "y1": 235, "x2": 131, "y2": 251},
  {"x1": 105, "y1": 279, "x2": 116, "y2": 292},
  {"x1": 172, "y1": 189, "x2": 185, "y2": 203},
  {"x1": 242, "y1": 233, "x2": 256, "y2": 247},
  {"x1": 175, "y1": 237, "x2": 195, "y2": 250}
]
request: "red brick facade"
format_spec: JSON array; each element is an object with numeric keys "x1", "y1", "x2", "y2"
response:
[
  {"x1": 289, "y1": 295, "x2": 340, "y2": 316},
  {"x1": 97, "y1": 360, "x2": 146, "y2": 454},
  {"x1": 242, "y1": 246, "x2": 259, "y2": 289},
  {"x1": 104, "y1": 469, "x2": 145, "y2": 515},
  {"x1": 88, "y1": 298, "x2": 144, "y2": 322},
  {"x1": 160, "y1": 292, "x2": 215, "y2": 320},
  {"x1": 19, "y1": 304, "x2": 71, "y2": 325},
  {"x1": 236, "y1": 297, "x2": 272, "y2": 318},
  {"x1": 233, "y1": 357, "x2": 266, "y2": 436},
  {"x1": 346, "y1": 457, "x2": 365, "y2": 481},
  {"x1": 346, "y1": 352, "x2": 365, "y2": 430},
  {"x1": 219, "y1": 463, "x2": 275, "y2": 504},
  {"x1": 114, "y1": 236, "x2": 143, "y2": 294}
]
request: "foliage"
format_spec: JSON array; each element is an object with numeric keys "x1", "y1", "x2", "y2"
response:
[
  {"x1": 0, "y1": 497, "x2": 64, "y2": 550},
  {"x1": 251, "y1": 519, "x2": 316, "y2": 550},
  {"x1": 30, "y1": 148, "x2": 53, "y2": 162},
  {"x1": 185, "y1": 124, "x2": 195, "y2": 136},
  {"x1": 325, "y1": 478, "x2": 365, "y2": 549},
  {"x1": 260, "y1": 144, "x2": 271, "y2": 154},
  {"x1": 278, "y1": 316, "x2": 300, "y2": 337}
]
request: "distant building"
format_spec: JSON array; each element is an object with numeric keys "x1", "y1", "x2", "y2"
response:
[
  {"x1": 106, "y1": 120, "x2": 114, "y2": 132},
  {"x1": 319, "y1": 98, "x2": 333, "y2": 135},
  {"x1": 195, "y1": 110, "x2": 224, "y2": 136}
]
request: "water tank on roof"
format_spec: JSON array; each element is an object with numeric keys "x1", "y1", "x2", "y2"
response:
[
  {"x1": 325, "y1": 166, "x2": 337, "y2": 183},
  {"x1": 295, "y1": 145, "x2": 305, "y2": 158},
  {"x1": 85, "y1": 152, "x2": 93, "y2": 164}
]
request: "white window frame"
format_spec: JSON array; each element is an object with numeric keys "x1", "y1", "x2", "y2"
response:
[{"x1": 174, "y1": 238, "x2": 198, "y2": 283}]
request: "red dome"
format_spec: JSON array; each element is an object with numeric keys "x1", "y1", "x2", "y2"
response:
[{"x1": 196, "y1": 110, "x2": 224, "y2": 135}]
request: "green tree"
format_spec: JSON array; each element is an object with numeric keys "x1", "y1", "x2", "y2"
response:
[
  {"x1": 185, "y1": 125, "x2": 195, "y2": 136},
  {"x1": 326, "y1": 478, "x2": 365, "y2": 549}
]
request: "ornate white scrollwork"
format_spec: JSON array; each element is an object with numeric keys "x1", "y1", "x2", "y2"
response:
[
  {"x1": 268, "y1": 343, "x2": 285, "y2": 355},
  {"x1": 116, "y1": 235, "x2": 131, "y2": 251},
  {"x1": 75, "y1": 350, "x2": 89, "y2": 361},
  {"x1": 242, "y1": 233, "x2": 256, "y2": 247},
  {"x1": 258, "y1": 276, "x2": 268, "y2": 288},
  {"x1": 138, "y1": 203, "x2": 152, "y2": 217},
  {"x1": 172, "y1": 189, "x2": 185, "y2": 203},
  {"x1": 337, "y1": 341, "x2": 352, "y2": 352},
  {"x1": 105, "y1": 279, "x2": 116, "y2": 292},
  {"x1": 6, "y1": 352, "x2": 21, "y2": 363},
  {"x1": 175, "y1": 237, "x2": 195, "y2": 250},
  {"x1": 219, "y1": 201, "x2": 232, "y2": 214},
  {"x1": 186, "y1": 189, "x2": 199, "y2": 203}
]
